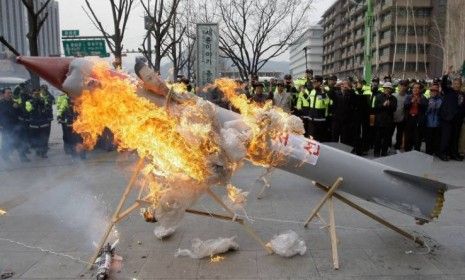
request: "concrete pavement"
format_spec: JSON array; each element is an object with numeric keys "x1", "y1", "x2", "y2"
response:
[{"x1": 1, "y1": 120, "x2": 465, "y2": 279}]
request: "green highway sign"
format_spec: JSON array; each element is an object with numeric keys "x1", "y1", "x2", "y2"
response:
[
  {"x1": 62, "y1": 30, "x2": 79, "y2": 37},
  {"x1": 63, "y1": 40, "x2": 109, "y2": 57}
]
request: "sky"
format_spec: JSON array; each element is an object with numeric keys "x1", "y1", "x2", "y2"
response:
[{"x1": 56, "y1": 0, "x2": 336, "y2": 62}]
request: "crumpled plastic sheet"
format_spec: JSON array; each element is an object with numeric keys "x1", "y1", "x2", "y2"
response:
[
  {"x1": 153, "y1": 225, "x2": 176, "y2": 239},
  {"x1": 266, "y1": 230, "x2": 307, "y2": 257},
  {"x1": 153, "y1": 181, "x2": 205, "y2": 239},
  {"x1": 174, "y1": 236, "x2": 239, "y2": 259}
]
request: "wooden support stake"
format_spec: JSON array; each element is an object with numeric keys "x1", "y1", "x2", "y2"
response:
[
  {"x1": 136, "y1": 199, "x2": 245, "y2": 223},
  {"x1": 206, "y1": 188, "x2": 273, "y2": 254},
  {"x1": 314, "y1": 182, "x2": 425, "y2": 247},
  {"x1": 304, "y1": 178, "x2": 343, "y2": 227},
  {"x1": 87, "y1": 158, "x2": 145, "y2": 269},
  {"x1": 327, "y1": 197, "x2": 339, "y2": 270}
]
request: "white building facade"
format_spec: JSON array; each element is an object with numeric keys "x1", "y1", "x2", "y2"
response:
[
  {"x1": 0, "y1": 0, "x2": 29, "y2": 55},
  {"x1": 289, "y1": 26, "x2": 324, "y2": 78},
  {"x1": 0, "y1": 0, "x2": 60, "y2": 56}
]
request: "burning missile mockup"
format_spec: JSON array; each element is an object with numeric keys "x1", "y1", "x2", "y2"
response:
[{"x1": 16, "y1": 56, "x2": 460, "y2": 224}]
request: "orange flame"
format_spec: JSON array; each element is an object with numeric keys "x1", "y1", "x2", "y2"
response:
[
  {"x1": 73, "y1": 62, "x2": 216, "y2": 183},
  {"x1": 214, "y1": 78, "x2": 300, "y2": 167}
]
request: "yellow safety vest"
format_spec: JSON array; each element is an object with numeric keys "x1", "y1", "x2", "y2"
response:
[
  {"x1": 424, "y1": 89, "x2": 431, "y2": 99},
  {"x1": 295, "y1": 90, "x2": 310, "y2": 110},
  {"x1": 56, "y1": 94, "x2": 69, "y2": 118},
  {"x1": 308, "y1": 89, "x2": 329, "y2": 120}
]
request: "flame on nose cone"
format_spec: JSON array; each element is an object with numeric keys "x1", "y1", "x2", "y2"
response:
[{"x1": 16, "y1": 56, "x2": 73, "y2": 90}]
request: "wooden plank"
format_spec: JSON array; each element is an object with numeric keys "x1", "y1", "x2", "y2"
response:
[
  {"x1": 314, "y1": 182, "x2": 425, "y2": 247},
  {"x1": 304, "y1": 178, "x2": 343, "y2": 227},
  {"x1": 328, "y1": 197, "x2": 339, "y2": 270}
]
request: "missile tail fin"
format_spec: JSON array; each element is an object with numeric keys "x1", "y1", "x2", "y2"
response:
[
  {"x1": 374, "y1": 151, "x2": 433, "y2": 176},
  {"x1": 384, "y1": 169, "x2": 459, "y2": 220}
]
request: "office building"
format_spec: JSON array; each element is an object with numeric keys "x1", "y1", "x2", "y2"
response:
[
  {"x1": 0, "y1": 0, "x2": 60, "y2": 56},
  {"x1": 289, "y1": 26, "x2": 324, "y2": 78},
  {"x1": 0, "y1": 0, "x2": 29, "y2": 55},
  {"x1": 320, "y1": 0, "x2": 450, "y2": 80}
]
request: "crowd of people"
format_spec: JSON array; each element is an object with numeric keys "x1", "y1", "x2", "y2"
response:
[
  {"x1": 1, "y1": 68, "x2": 464, "y2": 163},
  {"x1": 208, "y1": 68, "x2": 465, "y2": 161},
  {"x1": 0, "y1": 81, "x2": 85, "y2": 162}
]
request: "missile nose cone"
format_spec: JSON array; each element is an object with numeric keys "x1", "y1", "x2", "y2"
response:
[{"x1": 16, "y1": 56, "x2": 73, "y2": 90}]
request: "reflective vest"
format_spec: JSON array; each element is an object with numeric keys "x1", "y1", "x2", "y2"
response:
[
  {"x1": 424, "y1": 89, "x2": 431, "y2": 99},
  {"x1": 56, "y1": 94, "x2": 69, "y2": 118},
  {"x1": 325, "y1": 86, "x2": 333, "y2": 116},
  {"x1": 294, "y1": 77, "x2": 307, "y2": 88},
  {"x1": 295, "y1": 89, "x2": 310, "y2": 110},
  {"x1": 309, "y1": 89, "x2": 329, "y2": 121}
]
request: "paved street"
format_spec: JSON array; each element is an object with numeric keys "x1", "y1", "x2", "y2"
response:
[{"x1": 1, "y1": 120, "x2": 465, "y2": 280}]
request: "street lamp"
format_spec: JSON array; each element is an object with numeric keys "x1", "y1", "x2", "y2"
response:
[{"x1": 303, "y1": 46, "x2": 309, "y2": 70}]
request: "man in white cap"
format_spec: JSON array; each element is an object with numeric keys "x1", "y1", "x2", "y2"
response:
[{"x1": 373, "y1": 82, "x2": 397, "y2": 157}]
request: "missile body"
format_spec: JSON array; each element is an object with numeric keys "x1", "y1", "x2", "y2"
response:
[{"x1": 17, "y1": 56, "x2": 457, "y2": 222}]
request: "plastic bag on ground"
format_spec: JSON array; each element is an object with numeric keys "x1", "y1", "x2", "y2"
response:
[
  {"x1": 266, "y1": 230, "x2": 306, "y2": 257},
  {"x1": 175, "y1": 236, "x2": 239, "y2": 259},
  {"x1": 154, "y1": 225, "x2": 176, "y2": 239}
]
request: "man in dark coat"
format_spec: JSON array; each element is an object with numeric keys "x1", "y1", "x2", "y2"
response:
[
  {"x1": 438, "y1": 70, "x2": 465, "y2": 161},
  {"x1": 328, "y1": 79, "x2": 357, "y2": 146},
  {"x1": 373, "y1": 82, "x2": 397, "y2": 157},
  {"x1": 0, "y1": 88, "x2": 26, "y2": 162}
]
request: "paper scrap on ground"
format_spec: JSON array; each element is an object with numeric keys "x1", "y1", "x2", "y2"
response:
[{"x1": 175, "y1": 236, "x2": 239, "y2": 259}]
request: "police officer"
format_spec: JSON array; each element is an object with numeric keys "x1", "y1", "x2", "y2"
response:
[
  {"x1": 304, "y1": 69, "x2": 314, "y2": 92},
  {"x1": 365, "y1": 77, "x2": 381, "y2": 151},
  {"x1": 25, "y1": 89, "x2": 53, "y2": 158},
  {"x1": 295, "y1": 84, "x2": 311, "y2": 136},
  {"x1": 325, "y1": 75, "x2": 338, "y2": 141},
  {"x1": 57, "y1": 92, "x2": 86, "y2": 159},
  {"x1": 57, "y1": 93, "x2": 73, "y2": 155},
  {"x1": 13, "y1": 82, "x2": 32, "y2": 159},
  {"x1": 353, "y1": 80, "x2": 371, "y2": 155},
  {"x1": 0, "y1": 88, "x2": 25, "y2": 162},
  {"x1": 308, "y1": 76, "x2": 330, "y2": 141}
]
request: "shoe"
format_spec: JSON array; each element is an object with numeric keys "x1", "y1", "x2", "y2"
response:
[{"x1": 438, "y1": 154, "x2": 449, "y2": 161}]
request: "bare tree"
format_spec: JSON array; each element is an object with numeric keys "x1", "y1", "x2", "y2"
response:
[
  {"x1": 211, "y1": 0, "x2": 312, "y2": 80},
  {"x1": 140, "y1": 0, "x2": 182, "y2": 72},
  {"x1": 21, "y1": 0, "x2": 52, "y2": 87},
  {"x1": 430, "y1": 19, "x2": 446, "y2": 74},
  {"x1": 173, "y1": 0, "x2": 198, "y2": 80},
  {"x1": 408, "y1": 0, "x2": 419, "y2": 74},
  {"x1": 83, "y1": 0, "x2": 135, "y2": 69},
  {"x1": 165, "y1": 8, "x2": 187, "y2": 80}
]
